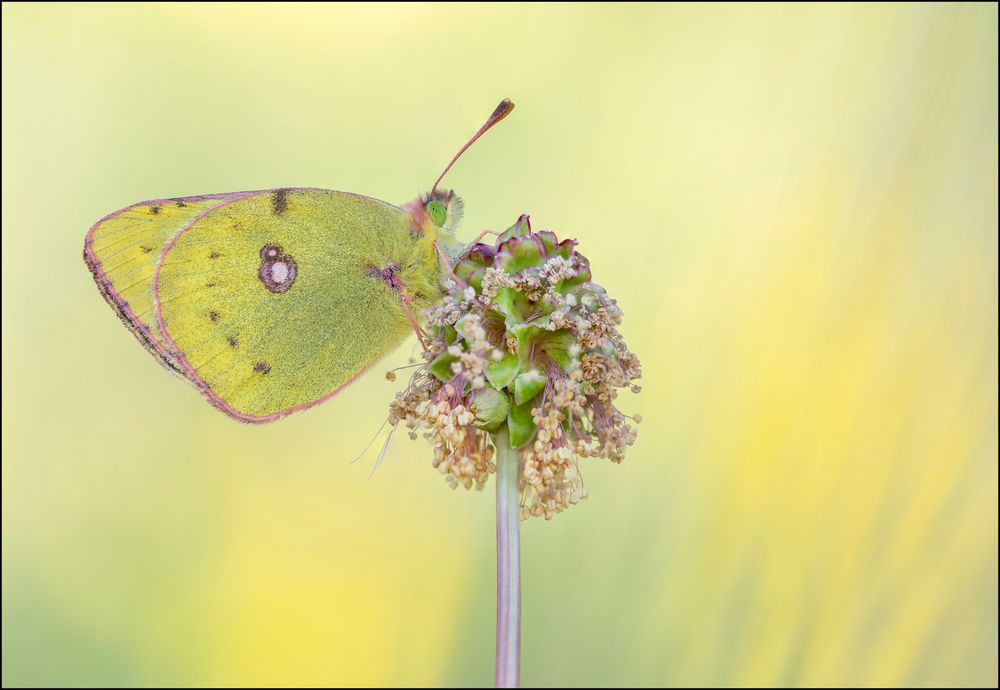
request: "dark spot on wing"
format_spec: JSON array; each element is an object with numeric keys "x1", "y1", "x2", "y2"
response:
[
  {"x1": 260, "y1": 245, "x2": 282, "y2": 260},
  {"x1": 228, "y1": 336, "x2": 238, "y2": 348},
  {"x1": 364, "y1": 262, "x2": 404, "y2": 293},
  {"x1": 175, "y1": 201, "x2": 187, "y2": 208},
  {"x1": 150, "y1": 206, "x2": 161, "y2": 215},
  {"x1": 140, "y1": 245, "x2": 153, "y2": 253},
  {"x1": 209, "y1": 251, "x2": 221, "y2": 259},
  {"x1": 206, "y1": 281, "x2": 217, "y2": 288},
  {"x1": 209, "y1": 311, "x2": 220, "y2": 322},
  {"x1": 254, "y1": 361, "x2": 271, "y2": 374},
  {"x1": 258, "y1": 245, "x2": 297, "y2": 293},
  {"x1": 272, "y1": 189, "x2": 289, "y2": 215}
]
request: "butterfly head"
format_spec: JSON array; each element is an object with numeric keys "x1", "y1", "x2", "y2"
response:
[{"x1": 404, "y1": 188, "x2": 465, "y2": 238}]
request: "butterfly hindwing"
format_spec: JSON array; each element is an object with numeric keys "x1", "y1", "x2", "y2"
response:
[
  {"x1": 153, "y1": 188, "x2": 417, "y2": 422},
  {"x1": 84, "y1": 192, "x2": 252, "y2": 375}
]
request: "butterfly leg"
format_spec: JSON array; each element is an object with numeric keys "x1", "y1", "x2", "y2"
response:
[
  {"x1": 434, "y1": 242, "x2": 467, "y2": 289},
  {"x1": 400, "y1": 294, "x2": 429, "y2": 351},
  {"x1": 470, "y1": 229, "x2": 500, "y2": 244},
  {"x1": 365, "y1": 261, "x2": 430, "y2": 350}
]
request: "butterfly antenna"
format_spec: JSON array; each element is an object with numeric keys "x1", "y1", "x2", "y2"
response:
[{"x1": 431, "y1": 98, "x2": 515, "y2": 194}]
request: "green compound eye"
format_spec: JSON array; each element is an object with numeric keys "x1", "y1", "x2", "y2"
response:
[{"x1": 426, "y1": 200, "x2": 448, "y2": 227}]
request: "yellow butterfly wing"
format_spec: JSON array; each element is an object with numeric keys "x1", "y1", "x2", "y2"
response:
[
  {"x1": 153, "y1": 188, "x2": 429, "y2": 422},
  {"x1": 84, "y1": 193, "x2": 254, "y2": 375}
]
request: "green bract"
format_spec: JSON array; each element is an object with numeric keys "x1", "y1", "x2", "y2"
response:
[{"x1": 442, "y1": 215, "x2": 610, "y2": 448}]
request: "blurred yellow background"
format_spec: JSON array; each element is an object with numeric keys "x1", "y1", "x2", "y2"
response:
[{"x1": 2, "y1": 3, "x2": 996, "y2": 687}]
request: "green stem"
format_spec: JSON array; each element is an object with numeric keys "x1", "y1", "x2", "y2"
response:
[{"x1": 493, "y1": 427, "x2": 521, "y2": 688}]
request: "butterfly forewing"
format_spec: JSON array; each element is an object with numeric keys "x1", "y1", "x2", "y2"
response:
[{"x1": 153, "y1": 189, "x2": 416, "y2": 422}]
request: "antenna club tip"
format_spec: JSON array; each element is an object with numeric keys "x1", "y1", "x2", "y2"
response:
[{"x1": 491, "y1": 98, "x2": 515, "y2": 123}]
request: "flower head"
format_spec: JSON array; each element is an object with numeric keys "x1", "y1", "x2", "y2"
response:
[{"x1": 389, "y1": 216, "x2": 642, "y2": 519}]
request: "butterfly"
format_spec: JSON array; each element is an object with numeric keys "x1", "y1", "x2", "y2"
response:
[{"x1": 84, "y1": 99, "x2": 514, "y2": 423}]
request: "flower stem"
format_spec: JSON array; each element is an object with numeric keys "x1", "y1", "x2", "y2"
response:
[{"x1": 493, "y1": 427, "x2": 521, "y2": 688}]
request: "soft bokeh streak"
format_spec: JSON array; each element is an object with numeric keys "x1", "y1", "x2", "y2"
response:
[{"x1": 2, "y1": 3, "x2": 996, "y2": 687}]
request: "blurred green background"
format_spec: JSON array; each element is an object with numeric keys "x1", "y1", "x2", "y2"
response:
[{"x1": 2, "y1": 3, "x2": 997, "y2": 687}]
